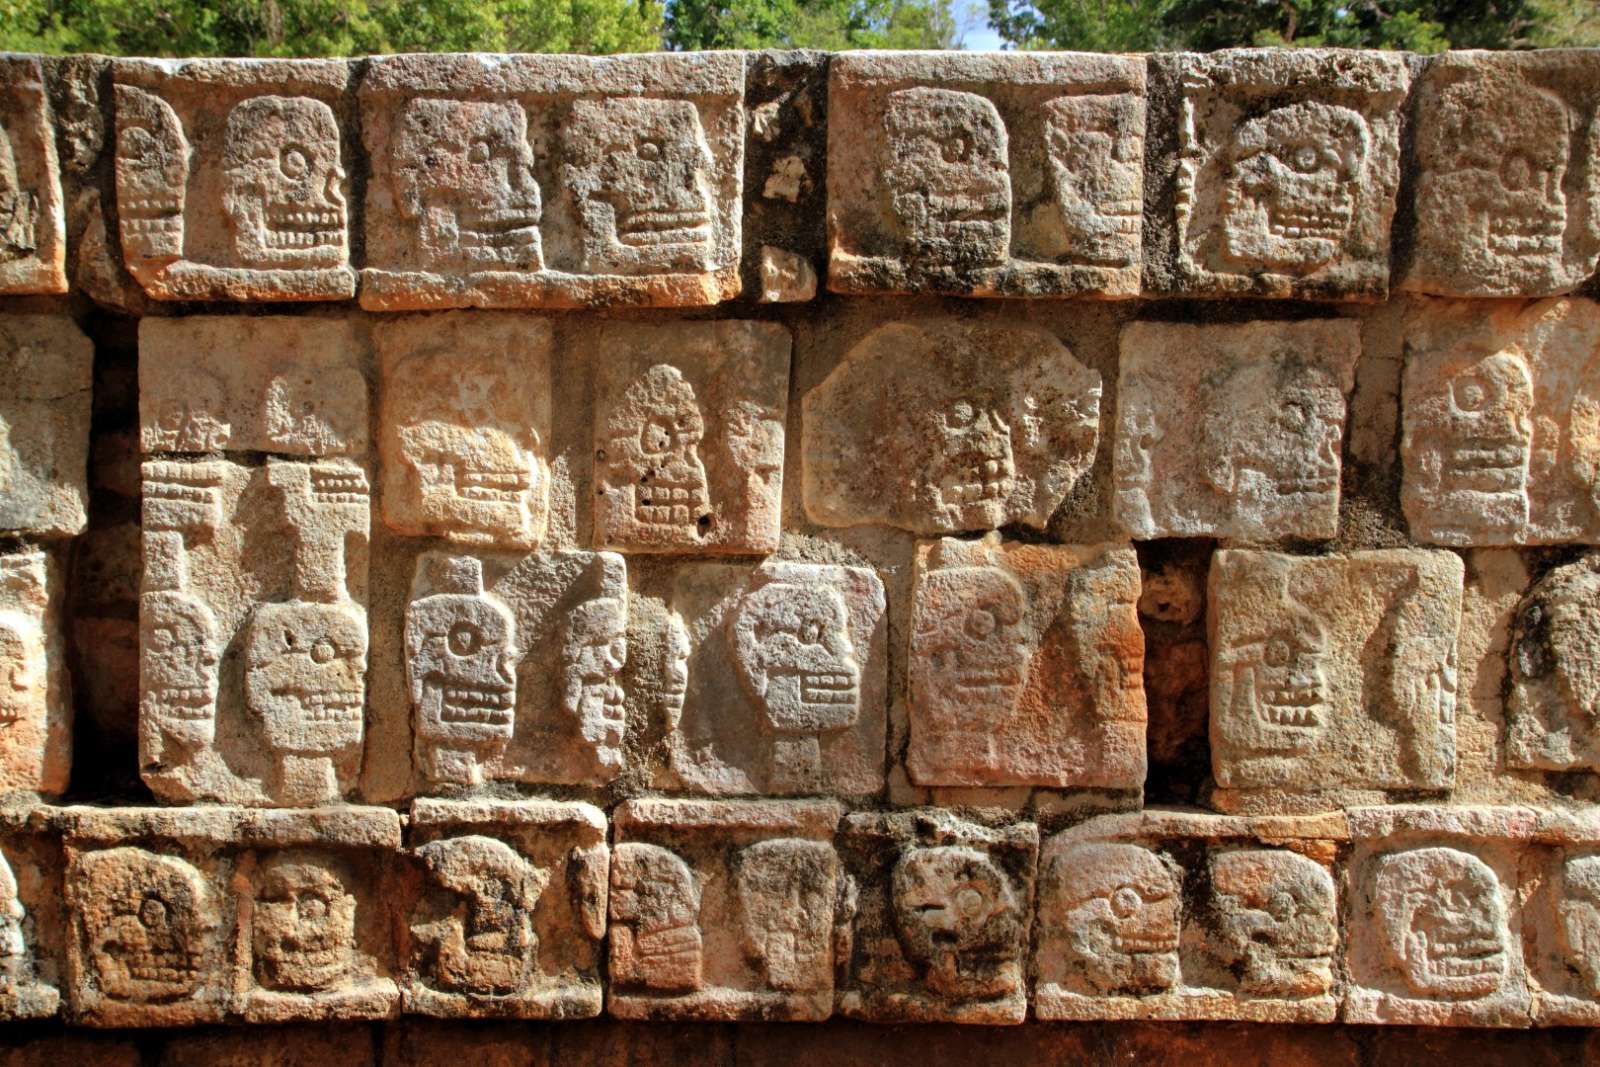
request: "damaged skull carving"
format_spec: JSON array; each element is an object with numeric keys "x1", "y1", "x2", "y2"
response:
[
  {"x1": 1216, "y1": 596, "x2": 1330, "y2": 756},
  {"x1": 892, "y1": 846, "x2": 1023, "y2": 1003},
  {"x1": 1043, "y1": 93, "x2": 1143, "y2": 268},
  {"x1": 251, "y1": 853, "x2": 357, "y2": 994},
  {"x1": 1508, "y1": 560, "x2": 1600, "y2": 772},
  {"x1": 413, "y1": 836, "x2": 547, "y2": 996},
  {"x1": 114, "y1": 86, "x2": 188, "y2": 268},
  {"x1": 734, "y1": 838, "x2": 838, "y2": 994},
  {"x1": 881, "y1": 87, "x2": 1011, "y2": 267},
  {"x1": 560, "y1": 598, "x2": 628, "y2": 775},
  {"x1": 1372, "y1": 847, "x2": 1509, "y2": 1001},
  {"x1": 1558, "y1": 854, "x2": 1600, "y2": 997},
  {"x1": 75, "y1": 848, "x2": 218, "y2": 1005},
  {"x1": 222, "y1": 96, "x2": 348, "y2": 269},
  {"x1": 598, "y1": 363, "x2": 711, "y2": 546},
  {"x1": 139, "y1": 590, "x2": 221, "y2": 750},
  {"x1": 610, "y1": 843, "x2": 704, "y2": 992},
  {"x1": 1046, "y1": 842, "x2": 1181, "y2": 997},
  {"x1": 1210, "y1": 850, "x2": 1337, "y2": 999}
]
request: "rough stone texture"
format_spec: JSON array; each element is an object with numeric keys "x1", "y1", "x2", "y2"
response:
[
  {"x1": 1506, "y1": 556, "x2": 1600, "y2": 774},
  {"x1": 0, "y1": 58, "x2": 67, "y2": 294},
  {"x1": 0, "y1": 314, "x2": 93, "y2": 538},
  {"x1": 0, "y1": 552, "x2": 71, "y2": 797}
]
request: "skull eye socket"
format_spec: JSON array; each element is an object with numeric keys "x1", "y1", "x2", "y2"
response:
[
  {"x1": 298, "y1": 893, "x2": 328, "y2": 921},
  {"x1": 965, "y1": 608, "x2": 998, "y2": 639},
  {"x1": 151, "y1": 625, "x2": 177, "y2": 651},
  {"x1": 1264, "y1": 638, "x2": 1291, "y2": 668},
  {"x1": 468, "y1": 138, "x2": 492, "y2": 165},
  {"x1": 1278, "y1": 400, "x2": 1310, "y2": 430},
  {"x1": 310, "y1": 639, "x2": 337, "y2": 664},
  {"x1": 1110, "y1": 886, "x2": 1142, "y2": 918},
  {"x1": 640, "y1": 418, "x2": 673, "y2": 456},
  {"x1": 955, "y1": 885, "x2": 987, "y2": 919},
  {"x1": 800, "y1": 620, "x2": 825, "y2": 645},
  {"x1": 139, "y1": 896, "x2": 168, "y2": 928},
  {"x1": 940, "y1": 134, "x2": 972, "y2": 164},
  {"x1": 1451, "y1": 373, "x2": 1491, "y2": 413},
  {"x1": 1286, "y1": 143, "x2": 1323, "y2": 174},
  {"x1": 279, "y1": 145, "x2": 309, "y2": 180},
  {"x1": 447, "y1": 621, "x2": 482, "y2": 657},
  {"x1": 123, "y1": 126, "x2": 158, "y2": 162},
  {"x1": 636, "y1": 138, "x2": 664, "y2": 163}
]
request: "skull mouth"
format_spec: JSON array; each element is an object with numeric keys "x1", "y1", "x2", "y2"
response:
[
  {"x1": 634, "y1": 483, "x2": 709, "y2": 529},
  {"x1": 269, "y1": 686, "x2": 363, "y2": 725},
  {"x1": 954, "y1": 664, "x2": 1024, "y2": 692},
  {"x1": 1274, "y1": 471, "x2": 1338, "y2": 496},
  {"x1": 116, "y1": 948, "x2": 202, "y2": 988},
  {"x1": 264, "y1": 942, "x2": 346, "y2": 987},
  {"x1": 1419, "y1": 935, "x2": 1505, "y2": 981},
  {"x1": 310, "y1": 466, "x2": 369, "y2": 505},
  {"x1": 263, "y1": 207, "x2": 344, "y2": 252},
  {"x1": 925, "y1": 192, "x2": 1009, "y2": 228},
  {"x1": 456, "y1": 467, "x2": 530, "y2": 502},
  {"x1": 1486, "y1": 210, "x2": 1562, "y2": 257},
  {"x1": 1116, "y1": 930, "x2": 1180, "y2": 954},
  {"x1": 1441, "y1": 442, "x2": 1527, "y2": 492},
  {"x1": 122, "y1": 197, "x2": 183, "y2": 238},
  {"x1": 145, "y1": 463, "x2": 222, "y2": 502},
  {"x1": 617, "y1": 209, "x2": 711, "y2": 246},
  {"x1": 787, "y1": 670, "x2": 859, "y2": 708},
  {"x1": 439, "y1": 684, "x2": 514, "y2": 729},
  {"x1": 1259, "y1": 686, "x2": 1324, "y2": 728},
  {"x1": 1265, "y1": 196, "x2": 1352, "y2": 242},
  {"x1": 144, "y1": 688, "x2": 214, "y2": 721},
  {"x1": 936, "y1": 460, "x2": 1013, "y2": 508},
  {"x1": 456, "y1": 205, "x2": 541, "y2": 249}
]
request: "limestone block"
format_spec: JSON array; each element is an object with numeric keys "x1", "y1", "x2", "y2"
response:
[
  {"x1": 1035, "y1": 810, "x2": 1347, "y2": 1022},
  {"x1": 1508, "y1": 557, "x2": 1600, "y2": 774},
  {"x1": 0, "y1": 810, "x2": 69, "y2": 1021},
  {"x1": 0, "y1": 552, "x2": 71, "y2": 797},
  {"x1": 1400, "y1": 298, "x2": 1600, "y2": 546},
  {"x1": 1157, "y1": 49, "x2": 1408, "y2": 300},
  {"x1": 140, "y1": 316, "x2": 369, "y2": 457},
  {"x1": 404, "y1": 549, "x2": 627, "y2": 789},
  {"x1": 1403, "y1": 52, "x2": 1600, "y2": 298},
  {"x1": 592, "y1": 321, "x2": 790, "y2": 554},
  {"x1": 377, "y1": 313, "x2": 551, "y2": 548},
  {"x1": 359, "y1": 53, "x2": 744, "y2": 310},
  {"x1": 803, "y1": 316, "x2": 1100, "y2": 535},
  {"x1": 835, "y1": 809, "x2": 1037, "y2": 1024},
  {"x1": 1208, "y1": 549, "x2": 1463, "y2": 812},
  {"x1": 1521, "y1": 809, "x2": 1600, "y2": 1025},
  {"x1": 609, "y1": 798, "x2": 842, "y2": 1021},
  {"x1": 1113, "y1": 319, "x2": 1361, "y2": 541},
  {"x1": 1345, "y1": 805, "x2": 1535, "y2": 1027},
  {"x1": 0, "y1": 58, "x2": 66, "y2": 294},
  {"x1": 905, "y1": 535, "x2": 1146, "y2": 789},
  {"x1": 653, "y1": 559, "x2": 887, "y2": 797},
  {"x1": 827, "y1": 52, "x2": 1145, "y2": 297},
  {"x1": 113, "y1": 59, "x2": 356, "y2": 302},
  {"x1": 0, "y1": 315, "x2": 93, "y2": 538},
  {"x1": 139, "y1": 458, "x2": 371, "y2": 807},
  {"x1": 402, "y1": 798, "x2": 607, "y2": 1019}
]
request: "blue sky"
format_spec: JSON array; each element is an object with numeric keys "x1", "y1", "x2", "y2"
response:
[{"x1": 957, "y1": 4, "x2": 1006, "y2": 48}]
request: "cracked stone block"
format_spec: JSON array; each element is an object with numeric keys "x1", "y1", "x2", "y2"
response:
[
  {"x1": 402, "y1": 798, "x2": 607, "y2": 1019},
  {"x1": 1035, "y1": 810, "x2": 1346, "y2": 1022},
  {"x1": 906, "y1": 535, "x2": 1146, "y2": 789},
  {"x1": 0, "y1": 58, "x2": 66, "y2": 294},
  {"x1": 608, "y1": 798, "x2": 842, "y2": 1021},
  {"x1": 803, "y1": 316, "x2": 1101, "y2": 536},
  {"x1": 1113, "y1": 319, "x2": 1360, "y2": 542},
  {"x1": 1154, "y1": 49, "x2": 1408, "y2": 300},
  {"x1": 591, "y1": 320, "x2": 790, "y2": 555},
  {"x1": 827, "y1": 52, "x2": 1145, "y2": 298},
  {"x1": 0, "y1": 551, "x2": 71, "y2": 797},
  {"x1": 0, "y1": 314, "x2": 93, "y2": 538},
  {"x1": 377, "y1": 313, "x2": 551, "y2": 549},
  {"x1": 1508, "y1": 556, "x2": 1600, "y2": 774},
  {"x1": 112, "y1": 59, "x2": 356, "y2": 301},
  {"x1": 1403, "y1": 52, "x2": 1600, "y2": 298},
  {"x1": 1208, "y1": 549, "x2": 1463, "y2": 812},
  {"x1": 0, "y1": 809, "x2": 68, "y2": 1021},
  {"x1": 359, "y1": 53, "x2": 744, "y2": 310},
  {"x1": 835, "y1": 808, "x2": 1037, "y2": 1024}
]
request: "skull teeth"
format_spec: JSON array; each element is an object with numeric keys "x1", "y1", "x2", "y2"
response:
[
  {"x1": 272, "y1": 688, "x2": 363, "y2": 721},
  {"x1": 925, "y1": 193, "x2": 1009, "y2": 224},
  {"x1": 800, "y1": 673, "x2": 858, "y2": 704},
  {"x1": 459, "y1": 470, "x2": 530, "y2": 501},
  {"x1": 1261, "y1": 691, "x2": 1323, "y2": 727},
  {"x1": 618, "y1": 210, "x2": 711, "y2": 244}
]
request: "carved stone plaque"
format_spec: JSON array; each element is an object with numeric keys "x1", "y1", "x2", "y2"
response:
[
  {"x1": 0, "y1": 57, "x2": 66, "y2": 294},
  {"x1": 0, "y1": 315, "x2": 93, "y2": 539},
  {"x1": 0, "y1": 552, "x2": 71, "y2": 797}
]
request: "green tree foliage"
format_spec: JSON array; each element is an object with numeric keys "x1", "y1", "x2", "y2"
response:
[{"x1": 663, "y1": 0, "x2": 960, "y2": 49}]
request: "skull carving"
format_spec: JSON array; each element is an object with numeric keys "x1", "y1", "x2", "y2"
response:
[
  {"x1": 1511, "y1": 562, "x2": 1600, "y2": 766},
  {"x1": 661, "y1": 612, "x2": 690, "y2": 729},
  {"x1": 77, "y1": 848, "x2": 217, "y2": 1004},
  {"x1": 140, "y1": 590, "x2": 221, "y2": 748},
  {"x1": 564, "y1": 97, "x2": 716, "y2": 274},
  {"x1": 1202, "y1": 360, "x2": 1345, "y2": 522},
  {"x1": 731, "y1": 580, "x2": 860, "y2": 735},
  {"x1": 1223, "y1": 599, "x2": 1330, "y2": 755},
  {"x1": 882, "y1": 87, "x2": 1011, "y2": 266},
  {"x1": 222, "y1": 96, "x2": 347, "y2": 269},
  {"x1": 912, "y1": 397, "x2": 1017, "y2": 531},
  {"x1": 1373, "y1": 847, "x2": 1508, "y2": 1000},
  {"x1": 0, "y1": 609, "x2": 42, "y2": 728},
  {"x1": 143, "y1": 374, "x2": 230, "y2": 454},
  {"x1": 392, "y1": 98, "x2": 543, "y2": 270},
  {"x1": 610, "y1": 843, "x2": 703, "y2": 992},
  {"x1": 0, "y1": 120, "x2": 35, "y2": 260},
  {"x1": 244, "y1": 600, "x2": 366, "y2": 757},
  {"x1": 416, "y1": 836, "x2": 547, "y2": 995},
  {"x1": 251, "y1": 853, "x2": 356, "y2": 993},
  {"x1": 1211, "y1": 850, "x2": 1337, "y2": 998},
  {"x1": 561, "y1": 597, "x2": 628, "y2": 772},
  {"x1": 1049, "y1": 842, "x2": 1180, "y2": 996},
  {"x1": 114, "y1": 85, "x2": 188, "y2": 264},
  {"x1": 600, "y1": 363, "x2": 710, "y2": 545},
  {"x1": 892, "y1": 846, "x2": 1021, "y2": 1001},
  {"x1": 1043, "y1": 93, "x2": 1144, "y2": 267},
  {"x1": 0, "y1": 851, "x2": 28, "y2": 992},
  {"x1": 1558, "y1": 854, "x2": 1600, "y2": 996},
  {"x1": 1222, "y1": 102, "x2": 1370, "y2": 273},
  {"x1": 735, "y1": 839, "x2": 837, "y2": 993}
]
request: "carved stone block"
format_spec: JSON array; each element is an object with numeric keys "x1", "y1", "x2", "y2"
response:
[
  {"x1": 592, "y1": 321, "x2": 789, "y2": 554},
  {"x1": 1345, "y1": 806, "x2": 1534, "y2": 1027},
  {"x1": 835, "y1": 809, "x2": 1036, "y2": 1024},
  {"x1": 827, "y1": 52, "x2": 1145, "y2": 297},
  {"x1": 359, "y1": 53, "x2": 744, "y2": 309},
  {"x1": 113, "y1": 60, "x2": 356, "y2": 301},
  {"x1": 0, "y1": 552, "x2": 71, "y2": 796},
  {"x1": 1035, "y1": 811, "x2": 1345, "y2": 1022},
  {"x1": 377, "y1": 313, "x2": 551, "y2": 548},
  {"x1": 609, "y1": 798, "x2": 842, "y2": 1020},
  {"x1": 1403, "y1": 52, "x2": 1600, "y2": 298},
  {"x1": 1156, "y1": 49, "x2": 1408, "y2": 300},
  {"x1": 0, "y1": 811, "x2": 68, "y2": 1020},
  {"x1": 403, "y1": 799, "x2": 607, "y2": 1018},
  {"x1": 1208, "y1": 549, "x2": 1463, "y2": 811},
  {"x1": 906, "y1": 535, "x2": 1145, "y2": 789},
  {"x1": 803, "y1": 316, "x2": 1101, "y2": 535},
  {"x1": 1113, "y1": 319, "x2": 1360, "y2": 541},
  {"x1": 0, "y1": 314, "x2": 93, "y2": 538},
  {"x1": 1508, "y1": 557, "x2": 1600, "y2": 774},
  {"x1": 653, "y1": 560, "x2": 886, "y2": 797},
  {"x1": 1400, "y1": 298, "x2": 1600, "y2": 546},
  {"x1": 0, "y1": 58, "x2": 66, "y2": 294},
  {"x1": 404, "y1": 549, "x2": 627, "y2": 789},
  {"x1": 1521, "y1": 810, "x2": 1600, "y2": 1025}
]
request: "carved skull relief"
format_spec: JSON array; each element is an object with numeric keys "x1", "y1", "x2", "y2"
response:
[
  {"x1": 393, "y1": 98, "x2": 543, "y2": 270},
  {"x1": 222, "y1": 96, "x2": 347, "y2": 269},
  {"x1": 610, "y1": 843, "x2": 703, "y2": 992},
  {"x1": 1223, "y1": 600, "x2": 1330, "y2": 754},
  {"x1": 600, "y1": 363, "x2": 711, "y2": 544},
  {"x1": 416, "y1": 836, "x2": 547, "y2": 996},
  {"x1": 1202, "y1": 360, "x2": 1345, "y2": 518},
  {"x1": 882, "y1": 87, "x2": 1010, "y2": 265},
  {"x1": 1043, "y1": 93, "x2": 1143, "y2": 267},
  {"x1": 910, "y1": 562, "x2": 1032, "y2": 754},
  {"x1": 734, "y1": 838, "x2": 837, "y2": 993},
  {"x1": 244, "y1": 601, "x2": 366, "y2": 757},
  {"x1": 914, "y1": 397, "x2": 1017, "y2": 531},
  {"x1": 892, "y1": 846, "x2": 1021, "y2": 1001},
  {"x1": 1211, "y1": 850, "x2": 1337, "y2": 998},
  {"x1": 561, "y1": 597, "x2": 628, "y2": 772},
  {"x1": 251, "y1": 853, "x2": 356, "y2": 993},
  {"x1": 1050, "y1": 842, "x2": 1180, "y2": 996},
  {"x1": 1558, "y1": 854, "x2": 1600, "y2": 996},
  {"x1": 77, "y1": 848, "x2": 218, "y2": 1003},
  {"x1": 0, "y1": 120, "x2": 35, "y2": 261},
  {"x1": 1373, "y1": 847, "x2": 1508, "y2": 1000},
  {"x1": 0, "y1": 609, "x2": 42, "y2": 728},
  {"x1": 731, "y1": 580, "x2": 861, "y2": 735},
  {"x1": 114, "y1": 85, "x2": 188, "y2": 264},
  {"x1": 0, "y1": 851, "x2": 27, "y2": 992},
  {"x1": 1511, "y1": 562, "x2": 1600, "y2": 767},
  {"x1": 140, "y1": 590, "x2": 221, "y2": 748}
]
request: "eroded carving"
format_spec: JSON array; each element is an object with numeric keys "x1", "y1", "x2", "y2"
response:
[
  {"x1": 1373, "y1": 847, "x2": 1508, "y2": 1001},
  {"x1": 251, "y1": 853, "x2": 357, "y2": 994},
  {"x1": 559, "y1": 597, "x2": 628, "y2": 776},
  {"x1": 600, "y1": 364, "x2": 710, "y2": 542},
  {"x1": 414, "y1": 836, "x2": 547, "y2": 996},
  {"x1": 114, "y1": 85, "x2": 188, "y2": 266},
  {"x1": 1217, "y1": 594, "x2": 1329, "y2": 756},
  {"x1": 0, "y1": 121, "x2": 36, "y2": 261},
  {"x1": 140, "y1": 589, "x2": 221, "y2": 750},
  {"x1": 892, "y1": 846, "x2": 1022, "y2": 1002},
  {"x1": 610, "y1": 842, "x2": 702, "y2": 992},
  {"x1": 75, "y1": 848, "x2": 218, "y2": 1004},
  {"x1": 1047, "y1": 842, "x2": 1180, "y2": 996},
  {"x1": 1509, "y1": 559, "x2": 1600, "y2": 772},
  {"x1": 734, "y1": 839, "x2": 837, "y2": 994},
  {"x1": 1557, "y1": 854, "x2": 1600, "y2": 997},
  {"x1": 222, "y1": 96, "x2": 348, "y2": 269},
  {"x1": 1211, "y1": 850, "x2": 1336, "y2": 999},
  {"x1": 1042, "y1": 93, "x2": 1143, "y2": 268},
  {"x1": 882, "y1": 87, "x2": 1010, "y2": 267}
]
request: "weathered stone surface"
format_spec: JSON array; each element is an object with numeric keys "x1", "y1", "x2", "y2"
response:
[
  {"x1": 0, "y1": 552, "x2": 71, "y2": 797},
  {"x1": 403, "y1": 799, "x2": 607, "y2": 1019},
  {"x1": 1209, "y1": 550, "x2": 1463, "y2": 811},
  {"x1": 1155, "y1": 49, "x2": 1408, "y2": 300},
  {"x1": 592, "y1": 321, "x2": 789, "y2": 555},
  {"x1": 1403, "y1": 52, "x2": 1600, "y2": 299},
  {"x1": 1522, "y1": 809, "x2": 1600, "y2": 1025},
  {"x1": 1400, "y1": 297, "x2": 1600, "y2": 546},
  {"x1": 0, "y1": 812, "x2": 67, "y2": 1021},
  {"x1": 827, "y1": 53, "x2": 1145, "y2": 298},
  {"x1": 757, "y1": 246, "x2": 816, "y2": 302},
  {"x1": 1113, "y1": 319, "x2": 1360, "y2": 541},
  {"x1": 1507, "y1": 557, "x2": 1600, "y2": 774},
  {"x1": 0, "y1": 315, "x2": 93, "y2": 539},
  {"x1": 803, "y1": 316, "x2": 1100, "y2": 535},
  {"x1": 0, "y1": 58, "x2": 66, "y2": 294},
  {"x1": 906, "y1": 535, "x2": 1145, "y2": 789},
  {"x1": 609, "y1": 798, "x2": 841, "y2": 1021},
  {"x1": 159, "y1": 1025, "x2": 375, "y2": 1067},
  {"x1": 359, "y1": 53, "x2": 744, "y2": 310},
  {"x1": 835, "y1": 809, "x2": 1036, "y2": 1024}
]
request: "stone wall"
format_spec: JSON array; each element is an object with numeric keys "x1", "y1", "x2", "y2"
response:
[{"x1": 2, "y1": 46, "x2": 1600, "y2": 1056}]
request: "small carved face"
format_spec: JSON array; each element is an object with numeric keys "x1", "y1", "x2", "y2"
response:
[
  {"x1": 1559, "y1": 855, "x2": 1600, "y2": 996},
  {"x1": 1409, "y1": 348, "x2": 1534, "y2": 536},
  {"x1": 735, "y1": 839, "x2": 836, "y2": 993},
  {"x1": 244, "y1": 601, "x2": 366, "y2": 756},
  {"x1": 1374, "y1": 847, "x2": 1508, "y2": 1000},
  {"x1": 1051, "y1": 842, "x2": 1181, "y2": 996},
  {"x1": 610, "y1": 843, "x2": 703, "y2": 992},
  {"x1": 602, "y1": 364, "x2": 710, "y2": 542},
  {"x1": 79, "y1": 848, "x2": 217, "y2": 1004},
  {"x1": 252, "y1": 854, "x2": 356, "y2": 993},
  {"x1": 1043, "y1": 93, "x2": 1144, "y2": 267},
  {"x1": 407, "y1": 576, "x2": 518, "y2": 759},
  {"x1": 1229, "y1": 606, "x2": 1329, "y2": 753},
  {"x1": 731, "y1": 581, "x2": 860, "y2": 734},
  {"x1": 1205, "y1": 361, "x2": 1344, "y2": 508},
  {"x1": 912, "y1": 565, "x2": 1032, "y2": 736},
  {"x1": 140, "y1": 590, "x2": 221, "y2": 747},
  {"x1": 1513, "y1": 563, "x2": 1600, "y2": 753},
  {"x1": 114, "y1": 85, "x2": 188, "y2": 262},
  {"x1": 912, "y1": 396, "x2": 1017, "y2": 531},
  {"x1": 145, "y1": 372, "x2": 230, "y2": 454},
  {"x1": 561, "y1": 598, "x2": 628, "y2": 769},
  {"x1": 417, "y1": 836, "x2": 545, "y2": 996},
  {"x1": 223, "y1": 95, "x2": 347, "y2": 268},
  {"x1": 0, "y1": 611, "x2": 43, "y2": 727},
  {"x1": 882, "y1": 87, "x2": 1011, "y2": 265},
  {"x1": 262, "y1": 370, "x2": 366, "y2": 456},
  {"x1": 1212, "y1": 850, "x2": 1337, "y2": 998},
  {"x1": 893, "y1": 846, "x2": 1021, "y2": 1001}
]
